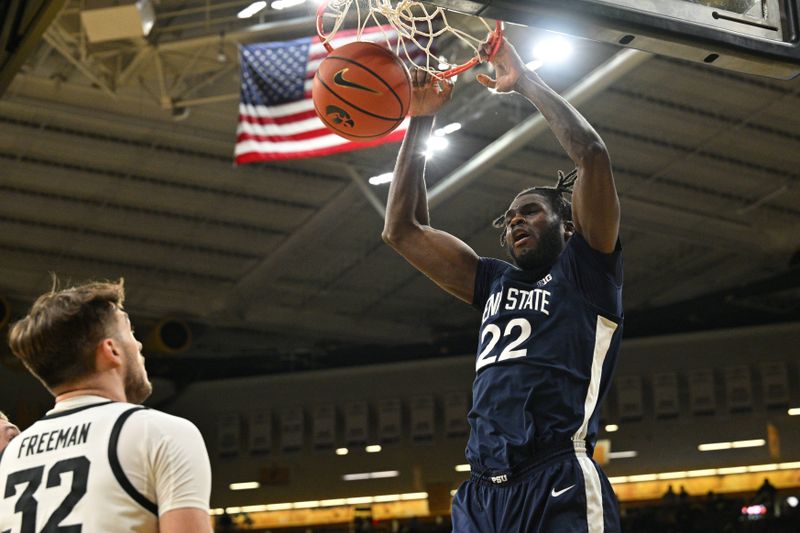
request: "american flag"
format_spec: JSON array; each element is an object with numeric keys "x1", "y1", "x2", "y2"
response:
[{"x1": 235, "y1": 26, "x2": 412, "y2": 164}]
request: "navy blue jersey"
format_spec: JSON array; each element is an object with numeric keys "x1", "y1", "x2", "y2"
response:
[{"x1": 468, "y1": 232, "x2": 623, "y2": 471}]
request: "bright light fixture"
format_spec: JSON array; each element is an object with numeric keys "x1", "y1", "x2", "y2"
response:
[
  {"x1": 342, "y1": 470, "x2": 399, "y2": 481},
  {"x1": 335, "y1": 447, "x2": 349, "y2": 455},
  {"x1": 241, "y1": 504, "x2": 269, "y2": 512},
  {"x1": 532, "y1": 35, "x2": 573, "y2": 64},
  {"x1": 293, "y1": 500, "x2": 321, "y2": 509},
  {"x1": 434, "y1": 122, "x2": 461, "y2": 136},
  {"x1": 365, "y1": 444, "x2": 382, "y2": 453},
  {"x1": 346, "y1": 496, "x2": 374, "y2": 505},
  {"x1": 627, "y1": 474, "x2": 657, "y2": 482},
  {"x1": 787, "y1": 407, "x2": 800, "y2": 415},
  {"x1": 787, "y1": 496, "x2": 799, "y2": 508},
  {"x1": 427, "y1": 136, "x2": 448, "y2": 151},
  {"x1": 605, "y1": 424, "x2": 619, "y2": 432},
  {"x1": 229, "y1": 481, "x2": 260, "y2": 491},
  {"x1": 368, "y1": 173, "x2": 393, "y2": 186},
  {"x1": 732, "y1": 439, "x2": 766, "y2": 448},
  {"x1": 237, "y1": 1, "x2": 267, "y2": 18},
  {"x1": 272, "y1": 0, "x2": 306, "y2": 10},
  {"x1": 371, "y1": 470, "x2": 400, "y2": 479},
  {"x1": 343, "y1": 473, "x2": 371, "y2": 481},
  {"x1": 657, "y1": 471, "x2": 688, "y2": 480},
  {"x1": 698, "y1": 439, "x2": 765, "y2": 451},
  {"x1": 717, "y1": 466, "x2": 748, "y2": 475},
  {"x1": 608, "y1": 450, "x2": 638, "y2": 459},
  {"x1": 454, "y1": 464, "x2": 471, "y2": 472},
  {"x1": 265, "y1": 502, "x2": 293, "y2": 511}
]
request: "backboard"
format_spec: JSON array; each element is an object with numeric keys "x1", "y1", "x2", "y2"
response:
[{"x1": 425, "y1": 0, "x2": 800, "y2": 78}]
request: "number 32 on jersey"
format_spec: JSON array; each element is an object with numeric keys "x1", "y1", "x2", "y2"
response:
[{"x1": 476, "y1": 318, "x2": 532, "y2": 371}]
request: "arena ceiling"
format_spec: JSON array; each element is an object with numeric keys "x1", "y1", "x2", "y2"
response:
[{"x1": 0, "y1": 0, "x2": 798, "y2": 381}]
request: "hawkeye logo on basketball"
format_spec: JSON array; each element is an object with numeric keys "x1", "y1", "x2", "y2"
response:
[{"x1": 333, "y1": 68, "x2": 382, "y2": 94}]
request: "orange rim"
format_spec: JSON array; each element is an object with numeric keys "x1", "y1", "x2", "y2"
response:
[{"x1": 438, "y1": 20, "x2": 504, "y2": 79}]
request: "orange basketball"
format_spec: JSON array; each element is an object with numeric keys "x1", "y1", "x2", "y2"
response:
[{"x1": 312, "y1": 41, "x2": 411, "y2": 142}]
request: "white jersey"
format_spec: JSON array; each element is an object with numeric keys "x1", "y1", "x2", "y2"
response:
[{"x1": 0, "y1": 396, "x2": 211, "y2": 533}]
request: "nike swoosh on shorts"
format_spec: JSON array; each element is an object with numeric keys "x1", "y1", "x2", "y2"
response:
[{"x1": 550, "y1": 484, "x2": 576, "y2": 497}]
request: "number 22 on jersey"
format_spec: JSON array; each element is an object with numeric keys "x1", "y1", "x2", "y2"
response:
[{"x1": 476, "y1": 318, "x2": 533, "y2": 371}]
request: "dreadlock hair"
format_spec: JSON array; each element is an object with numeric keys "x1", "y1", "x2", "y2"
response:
[{"x1": 492, "y1": 168, "x2": 578, "y2": 246}]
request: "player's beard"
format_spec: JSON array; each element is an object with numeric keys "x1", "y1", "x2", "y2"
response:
[
  {"x1": 124, "y1": 350, "x2": 153, "y2": 404},
  {"x1": 508, "y1": 220, "x2": 566, "y2": 272}
]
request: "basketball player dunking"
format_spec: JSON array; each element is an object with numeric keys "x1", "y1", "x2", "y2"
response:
[
  {"x1": 383, "y1": 37, "x2": 623, "y2": 532},
  {"x1": 0, "y1": 280, "x2": 213, "y2": 533}
]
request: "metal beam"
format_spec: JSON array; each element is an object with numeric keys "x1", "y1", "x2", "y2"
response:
[
  {"x1": 428, "y1": 49, "x2": 651, "y2": 208},
  {"x1": 156, "y1": 16, "x2": 316, "y2": 52},
  {"x1": 0, "y1": 0, "x2": 67, "y2": 96},
  {"x1": 344, "y1": 164, "x2": 385, "y2": 219},
  {"x1": 42, "y1": 28, "x2": 116, "y2": 98}
]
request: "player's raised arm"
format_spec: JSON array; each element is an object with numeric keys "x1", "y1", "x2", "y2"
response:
[
  {"x1": 382, "y1": 70, "x2": 479, "y2": 304},
  {"x1": 478, "y1": 38, "x2": 620, "y2": 253}
]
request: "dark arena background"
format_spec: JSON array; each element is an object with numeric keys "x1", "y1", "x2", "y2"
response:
[{"x1": 1, "y1": 0, "x2": 799, "y2": 531}]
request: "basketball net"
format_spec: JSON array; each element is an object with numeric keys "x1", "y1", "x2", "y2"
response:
[{"x1": 316, "y1": 0, "x2": 503, "y2": 78}]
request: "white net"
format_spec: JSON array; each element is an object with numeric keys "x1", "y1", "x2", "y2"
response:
[{"x1": 317, "y1": 0, "x2": 497, "y2": 77}]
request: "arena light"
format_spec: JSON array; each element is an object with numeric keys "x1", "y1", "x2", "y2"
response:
[
  {"x1": 346, "y1": 496, "x2": 374, "y2": 505},
  {"x1": 365, "y1": 444, "x2": 382, "y2": 453},
  {"x1": 434, "y1": 122, "x2": 462, "y2": 136},
  {"x1": 271, "y1": 0, "x2": 306, "y2": 10},
  {"x1": 266, "y1": 503, "x2": 293, "y2": 511},
  {"x1": 342, "y1": 470, "x2": 399, "y2": 481},
  {"x1": 604, "y1": 424, "x2": 619, "y2": 432},
  {"x1": 343, "y1": 473, "x2": 371, "y2": 481},
  {"x1": 229, "y1": 481, "x2": 260, "y2": 490},
  {"x1": 426, "y1": 136, "x2": 449, "y2": 151},
  {"x1": 368, "y1": 172, "x2": 393, "y2": 186},
  {"x1": 237, "y1": 1, "x2": 267, "y2": 18},
  {"x1": 211, "y1": 491, "x2": 431, "y2": 517},
  {"x1": 698, "y1": 441, "x2": 732, "y2": 451},
  {"x1": 241, "y1": 504, "x2": 269, "y2": 512},
  {"x1": 698, "y1": 438, "x2": 765, "y2": 451},
  {"x1": 293, "y1": 501, "x2": 321, "y2": 509},
  {"x1": 687, "y1": 469, "x2": 718, "y2": 477},
  {"x1": 320, "y1": 498, "x2": 347, "y2": 507},
  {"x1": 627, "y1": 474, "x2": 657, "y2": 482},
  {"x1": 787, "y1": 407, "x2": 800, "y2": 415},
  {"x1": 657, "y1": 471, "x2": 688, "y2": 480},
  {"x1": 718, "y1": 466, "x2": 748, "y2": 475},
  {"x1": 531, "y1": 35, "x2": 573, "y2": 64},
  {"x1": 455, "y1": 464, "x2": 471, "y2": 472},
  {"x1": 335, "y1": 447, "x2": 349, "y2": 455},
  {"x1": 732, "y1": 439, "x2": 766, "y2": 448},
  {"x1": 608, "y1": 450, "x2": 638, "y2": 459}
]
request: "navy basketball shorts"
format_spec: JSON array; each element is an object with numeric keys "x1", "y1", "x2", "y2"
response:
[{"x1": 451, "y1": 444, "x2": 620, "y2": 533}]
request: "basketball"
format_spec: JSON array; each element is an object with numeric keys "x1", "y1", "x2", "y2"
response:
[{"x1": 312, "y1": 41, "x2": 411, "y2": 142}]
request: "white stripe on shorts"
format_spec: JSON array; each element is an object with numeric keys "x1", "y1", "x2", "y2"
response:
[{"x1": 576, "y1": 452, "x2": 604, "y2": 532}]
